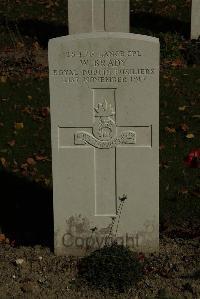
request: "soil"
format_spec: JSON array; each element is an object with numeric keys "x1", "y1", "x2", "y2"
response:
[{"x1": 0, "y1": 236, "x2": 199, "y2": 299}]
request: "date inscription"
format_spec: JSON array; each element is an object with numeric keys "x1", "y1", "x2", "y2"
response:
[{"x1": 52, "y1": 49, "x2": 156, "y2": 85}]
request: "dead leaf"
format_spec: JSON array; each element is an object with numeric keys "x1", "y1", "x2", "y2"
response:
[
  {"x1": 14, "y1": 122, "x2": 24, "y2": 130},
  {"x1": 13, "y1": 160, "x2": 18, "y2": 167},
  {"x1": 5, "y1": 238, "x2": 10, "y2": 244},
  {"x1": 7, "y1": 140, "x2": 16, "y2": 147},
  {"x1": 178, "y1": 106, "x2": 187, "y2": 111},
  {"x1": 165, "y1": 127, "x2": 176, "y2": 133},
  {"x1": 32, "y1": 115, "x2": 43, "y2": 122},
  {"x1": 163, "y1": 75, "x2": 170, "y2": 79},
  {"x1": 190, "y1": 191, "x2": 200, "y2": 198},
  {"x1": 26, "y1": 157, "x2": 36, "y2": 165},
  {"x1": 0, "y1": 234, "x2": 6, "y2": 242},
  {"x1": 0, "y1": 76, "x2": 7, "y2": 83},
  {"x1": 44, "y1": 178, "x2": 50, "y2": 185},
  {"x1": 21, "y1": 170, "x2": 28, "y2": 176},
  {"x1": 186, "y1": 133, "x2": 194, "y2": 139},
  {"x1": 27, "y1": 68, "x2": 33, "y2": 75},
  {"x1": 20, "y1": 163, "x2": 28, "y2": 170},
  {"x1": 22, "y1": 107, "x2": 32, "y2": 114},
  {"x1": 159, "y1": 144, "x2": 165, "y2": 150},
  {"x1": 180, "y1": 123, "x2": 189, "y2": 132},
  {"x1": 41, "y1": 107, "x2": 50, "y2": 117},
  {"x1": 32, "y1": 41, "x2": 41, "y2": 51},
  {"x1": 179, "y1": 187, "x2": 188, "y2": 195},
  {"x1": 16, "y1": 41, "x2": 24, "y2": 49},
  {"x1": 0, "y1": 157, "x2": 7, "y2": 167},
  {"x1": 160, "y1": 161, "x2": 170, "y2": 169},
  {"x1": 35, "y1": 155, "x2": 47, "y2": 161},
  {"x1": 171, "y1": 58, "x2": 184, "y2": 67}
]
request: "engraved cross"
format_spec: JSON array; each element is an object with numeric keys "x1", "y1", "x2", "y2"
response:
[{"x1": 59, "y1": 88, "x2": 152, "y2": 217}]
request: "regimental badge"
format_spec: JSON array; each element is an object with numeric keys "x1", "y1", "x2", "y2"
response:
[{"x1": 75, "y1": 99, "x2": 136, "y2": 149}]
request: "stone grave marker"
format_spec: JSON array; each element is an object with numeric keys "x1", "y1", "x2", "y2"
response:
[
  {"x1": 49, "y1": 0, "x2": 159, "y2": 256},
  {"x1": 68, "y1": 0, "x2": 129, "y2": 34},
  {"x1": 191, "y1": 0, "x2": 200, "y2": 39}
]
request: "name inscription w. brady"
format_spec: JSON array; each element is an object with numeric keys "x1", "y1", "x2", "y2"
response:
[{"x1": 52, "y1": 48, "x2": 157, "y2": 85}]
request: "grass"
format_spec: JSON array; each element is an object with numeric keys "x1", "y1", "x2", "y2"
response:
[
  {"x1": 0, "y1": 78, "x2": 52, "y2": 186},
  {"x1": 160, "y1": 67, "x2": 200, "y2": 224},
  {"x1": 0, "y1": 0, "x2": 191, "y2": 24},
  {"x1": 0, "y1": 0, "x2": 68, "y2": 24},
  {"x1": 130, "y1": 0, "x2": 191, "y2": 23}
]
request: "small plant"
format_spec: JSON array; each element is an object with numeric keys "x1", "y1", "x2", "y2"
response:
[
  {"x1": 78, "y1": 195, "x2": 143, "y2": 292},
  {"x1": 77, "y1": 243, "x2": 143, "y2": 292},
  {"x1": 105, "y1": 193, "x2": 127, "y2": 246}
]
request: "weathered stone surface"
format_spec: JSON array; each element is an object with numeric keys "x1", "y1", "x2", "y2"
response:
[
  {"x1": 191, "y1": 0, "x2": 200, "y2": 39},
  {"x1": 49, "y1": 32, "x2": 159, "y2": 255},
  {"x1": 68, "y1": 0, "x2": 130, "y2": 34}
]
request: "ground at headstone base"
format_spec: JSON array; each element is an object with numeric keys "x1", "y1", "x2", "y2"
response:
[{"x1": 0, "y1": 236, "x2": 199, "y2": 298}]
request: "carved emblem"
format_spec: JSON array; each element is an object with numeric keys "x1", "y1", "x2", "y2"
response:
[
  {"x1": 93, "y1": 100, "x2": 116, "y2": 141},
  {"x1": 74, "y1": 99, "x2": 136, "y2": 149}
]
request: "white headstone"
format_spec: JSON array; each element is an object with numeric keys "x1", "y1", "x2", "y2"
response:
[
  {"x1": 191, "y1": 0, "x2": 200, "y2": 39},
  {"x1": 49, "y1": 0, "x2": 159, "y2": 256},
  {"x1": 68, "y1": 0, "x2": 130, "y2": 34}
]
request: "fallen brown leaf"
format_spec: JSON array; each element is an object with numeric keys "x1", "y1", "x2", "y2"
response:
[
  {"x1": 5, "y1": 238, "x2": 10, "y2": 244},
  {"x1": 171, "y1": 58, "x2": 184, "y2": 67},
  {"x1": 179, "y1": 187, "x2": 189, "y2": 195},
  {"x1": 35, "y1": 155, "x2": 48, "y2": 161},
  {"x1": 16, "y1": 41, "x2": 24, "y2": 49},
  {"x1": 190, "y1": 191, "x2": 200, "y2": 198},
  {"x1": 180, "y1": 123, "x2": 189, "y2": 132},
  {"x1": 165, "y1": 127, "x2": 176, "y2": 133},
  {"x1": 7, "y1": 140, "x2": 16, "y2": 147},
  {"x1": 44, "y1": 178, "x2": 50, "y2": 185},
  {"x1": 178, "y1": 106, "x2": 187, "y2": 111},
  {"x1": 186, "y1": 133, "x2": 194, "y2": 139},
  {"x1": 160, "y1": 161, "x2": 170, "y2": 169},
  {"x1": 26, "y1": 157, "x2": 36, "y2": 165},
  {"x1": 0, "y1": 157, "x2": 7, "y2": 167},
  {"x1": 32, "y1": 41, "x2": 41, "y2": 51},
  {"x1": 41, "y1": 107, "x2": 50, "y2": 117},
  {"x1": 20, "y1": 163, "x2": 28, "y2": 170},
  {"x1": 0, "y1": 234, "x2": 6, "y2": 242},
  {"x1": 22, "y1": 107, "x2": 32, "y2": 114},
  {"x1": 159, "y1": 144, "x2": 165, "y2": 150},
  {"x1": 14, "y1": 122, "x2": 24, "y2": 130},
  {"x1": 0, "y1": 76, "x2": 7, "y2": 83}
]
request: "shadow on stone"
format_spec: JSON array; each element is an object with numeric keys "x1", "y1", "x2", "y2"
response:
[{"x1": 0, "y1": 169, "x2": 53, "y2": 249}]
